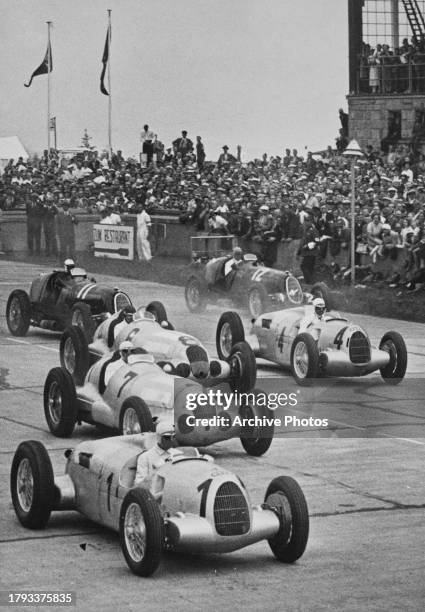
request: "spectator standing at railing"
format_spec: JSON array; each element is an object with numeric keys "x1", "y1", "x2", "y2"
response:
[
  {"x1": 136, "y1": 203, "x2": 152, "y2": 262},
  {"x1": 26, "y1": 195, "x2": 43, "y2": 255},
  {"x1": 196, "y1": 136, "x2": 206, "y2": 171},
  {"x1": 368, "y1": 47, "x2": 380, "y2": 94},
  {"x1": 56, "y1": 199, "x2": 77, "y2": 259},
  {"x1": 42, "y1": 197, "x2": 58, "y2": 257},
  {"x1": 141, "y1": 125, "x2": 155, "y2": 166},
  {"x1": 297, "y1": 212, "x2": 319, "y2": 283}
]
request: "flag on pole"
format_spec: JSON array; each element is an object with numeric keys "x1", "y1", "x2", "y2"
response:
[
  {"x1": 100, "y1": 26, "x2": 110, "y2": 95},
  {"x1": 24, "y1": 42, "x2": 52, "y2": 87}
]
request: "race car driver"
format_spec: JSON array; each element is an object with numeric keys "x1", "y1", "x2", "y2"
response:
[
  {"x1": 134, "y1": 420, "x2": 183, "y2": 496},
  {"x1": 299, "y1": 297, "x2": 326, "y2": 338},
  {"x1": 223, "y1": 246, "x2": 244, "y2": 288},
  {"x1": 103, "y1": 340, "x2": 134, "y2": 387},
  {"x1": 106, "y1": 305, "x2": 136, "y2": 347}
]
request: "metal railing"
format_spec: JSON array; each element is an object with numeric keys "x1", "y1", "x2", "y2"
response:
[{"x1": 355, "y1": 56, "x2": 425, "y2": 94}]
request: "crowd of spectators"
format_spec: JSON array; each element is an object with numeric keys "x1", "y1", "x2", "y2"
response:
[
  {"x1": 359, "y1": 36, "x2": 425, "y2": 95},
  {"x1": 1, "y1": 127, "x2": 424, "y2": 290}
]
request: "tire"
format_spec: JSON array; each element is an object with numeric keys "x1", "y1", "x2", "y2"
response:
[
  {"x1": 71, "y1": 302, "x2": 96, "y2": 343},
  {"x1": 145, "y1": 301, "x2": 168, "y2": 324},
  {"x1": 264, "y1": 475, "x2": 309, "y2": 563},
  {"x1": 43, "y1": 367, "x2": 77, "y2": 437},
  {"x1": 185, "y1": 276, "x2": 207, "y2": 313},
  {"x1": 228, "y1": 341, "x2": 257, "y2": 393},
  {"x1": 59, "y1": 326, "x2": 90, "y2": 385},
  {"x1": 10, "y1": 440, "x2": 55, "y2": 529},
  {"x1": 6, "y1": 290, "x2": 31, "y2": 336},
  {"x1": 311, "y1": 282, "x2": 333, "y2": 310},
  {"x1": 290, "y1": 333, "x2": 319, "y2": 385},
  {"x1": 216, "y1": 311, "x2": 245, "y2": 360},
  {"x1": 239, "y1": 391, "x2": 274, "y2": 456},
  {"x1": 119, "y1": 397, "x2": 155, "y2": 435},
  {"x1": 119, "y1": 488, "x2": 164, "y2": 576},
  {"x1": 247, "y1": 284, "x2": 269, "y2": 318},
  {"x1": 379, "y1": 331, "x2": 408, "y2": 385}
]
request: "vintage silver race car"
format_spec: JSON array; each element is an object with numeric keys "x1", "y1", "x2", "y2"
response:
[
  {"x1": 215, "y1": 307, "x2": 407, "y2": 385},
  {"x1": 10, "y1": 437, "x2": 309, "y2": 576},
  {"x1": 44, "y1": 343, "x2": 272, "y2": 455},
  {"x1": 59, "y1": 301, "x2": 255, "y2": 389}
]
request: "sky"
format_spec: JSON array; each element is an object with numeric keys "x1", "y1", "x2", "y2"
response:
[{"x1": 0, "y1": 0, "x2": 348, "y2": 161}]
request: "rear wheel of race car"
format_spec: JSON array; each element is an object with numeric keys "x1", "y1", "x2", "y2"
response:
[
  {"x1": 120, "y1": 488, "x2": 164, "y2": 577},
  {"x1": 185, "y1": 276, "x2": 207, "y2": 313},
  {"x1": 247, "y1": 284, "x2": 269, "y2": 318},
  {"x1": 6, "y1": 290, "x2": 31, "y2": 336},
  {"x1": 239, "y1": 391, "x2": 274, "y2": 456},
  {"x1": 265, "y1": 476, "x2": 309, "y2": 563},
  {"x1": 71, "y1": 302, "x2": 96, "y2": 343},
  {"x1": 43, "y1": 367, "x2": 77, "y2": 437},
  {"x1": 311, "y1": 282, "x2": 333, "y2": 310},
  {"x1": 119, "y1": 397, "x2": 155, "y2": 435},
  {"x1": 145, "y1": 301, "x2": 173, "y2": 329},
  {"x1": 216, "y1": 311, "x2": 245, "y2": 360},
  {"x1": 290, "y1": 333, "x2": 319, "y2": 385},
  {"x1": 379, "y1": 331, "x2": 408, "y2": 385},
  {"x1": 59, "y1": 326, "x2": 90, "y2": 385},
  {"x1": 10, "y1": 441, "x2": 55, "y2": 529},
  {"x1": 227, "y1": 341, "x2": 256, "y2": 393}
]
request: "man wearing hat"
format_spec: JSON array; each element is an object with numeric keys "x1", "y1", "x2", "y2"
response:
[
  {"x1": 217, "y1": 146, "x2": 236, "y2": 167},
  {"x1": 103, "y1": 340, "x2": 135, "y2": 388},
  {"x1": 56, "y1": 199, "x2": 78, "y2": 259},
  {"x1": 134, "y1": 420, "x2": 183, "y2": 495}
]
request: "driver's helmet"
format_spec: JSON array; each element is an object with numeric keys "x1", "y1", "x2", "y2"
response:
[
  {"x1": 313, "y1": 297, "x2": 326, "y2": 318},
  {"x1": 64, "y1": 258, "x2": 75, "y2": 273},
  {"x1": 119, "y1": 340, "x2": 134, "y2": 358},
  {"x1": 70, "y1": 267, "x2": 87, "y2": 280}
]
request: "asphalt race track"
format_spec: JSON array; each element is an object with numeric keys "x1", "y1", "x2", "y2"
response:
[{"x1": 0, "y1": 260, "x2": 424, "y2": 612}]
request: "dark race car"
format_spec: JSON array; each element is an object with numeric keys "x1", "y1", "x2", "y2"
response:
[
  {"x1": 6, "y1": 267, "x2": 132, "y2": 341},
  {"x1": 185, "y1": 253, "x2": 332, "y2": 318}
]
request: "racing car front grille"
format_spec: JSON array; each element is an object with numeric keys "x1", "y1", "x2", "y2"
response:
[
  {"x1": 349, "y1": 331, "x2": 371, "y2": 364},
  {"x1": 114, "y1": 292, "x2": 132, "y2": 313},
  {"x1": 213, "y1": 482, "x2": 250, "y2": 536}
]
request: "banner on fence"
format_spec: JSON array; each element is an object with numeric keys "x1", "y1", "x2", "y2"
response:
[{"x1": 93, "y1": 224, "x2": 134, "y2": 260}]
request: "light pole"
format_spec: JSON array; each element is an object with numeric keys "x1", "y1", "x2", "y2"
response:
[{"x1": 343, "y1": 139, "x2": 364, "y2": 286}]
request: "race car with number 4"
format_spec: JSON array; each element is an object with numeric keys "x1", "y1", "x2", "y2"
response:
[
  {"x1": 10, "y1": 435, "x2": 309, "y2": 577},
  {"x1": 215, "y1": 307, "x2": 407, "y2": 385},
  {"x1": 6, "y1": 266, "x2": 132, "y2": 341}
]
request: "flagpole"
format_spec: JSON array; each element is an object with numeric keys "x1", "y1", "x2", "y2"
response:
[
  {"x1": 107, "y1": 10, "x2": 112, "y2": 158},
  {"x1": 47, "y1": 21, "x2": 52, "y2": 155}
]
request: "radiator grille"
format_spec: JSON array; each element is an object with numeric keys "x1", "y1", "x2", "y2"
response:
[
  {"x1": 349, "y1": 331, "x2": 371, "y2": 364},
  {"x1": 214, "y1": 482, "x2": 250, "y2": 536}
]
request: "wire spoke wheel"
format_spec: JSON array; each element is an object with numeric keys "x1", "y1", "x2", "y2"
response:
[
  {"x1": 47, "y1": 381, "x2": 62, "y2": 425},
  {"x1": 124, "y1": 502, "x2": 147, "y2": 563},
  {"x1": 16, "y1": 458, "x2": 34, "y2": 513},
  {"x1": 9, "y1": 297, "x2": 23, "y2": 332},
  {"x1": 219, "y1": 322, "x2": 233, "y2": 358},
  {"x1": 72, "y1": 310, "x2": 84, "y2": 330},
  {"x1": 122, "y1": 407, "x2": 141, "y2": 435},
  {"x1": 293, "y1": 341, "x2": 308, "y2": 379},
  {"x1": 62, "y1": 337, "x2": 76, "y2": 374},
  {"x1": 187, "y1": 283, "x2": 200, "y2": 309},
  {"x1": 249, "y1": 288, "x2": 263, "y2": 318}
]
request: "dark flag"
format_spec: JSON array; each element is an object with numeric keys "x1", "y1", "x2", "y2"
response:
[
  {"x1": 24, "y1": 42, "x2": 52, "y2": 88},
  {"x1": 100, "y1": 26, "x2": 110, "y2": 95}
]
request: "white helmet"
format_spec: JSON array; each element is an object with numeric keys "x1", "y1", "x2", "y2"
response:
[
  {"x1": 312, "y1": 297, "x2": 325, "y2": 307},
  {"x1": 119, "y1": 340, "x2": 134, "y2": 353}
]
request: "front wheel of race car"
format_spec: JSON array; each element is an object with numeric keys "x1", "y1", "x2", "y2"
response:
[
  {"x1": 60, "y1": 326, "x2": 90, "y2": 385},
  {"x1": 185, "y1": 276, "x2": 207, "y2": 313},
  {"x1": 216, "y1": 311, "x2": 245, "y2": 360},
  {"x1": 119, "y1": 397, "x2": 155, "y2": 435},
  {"x1": 239, "y1": 391, "x2": 274, "y2": 456},
  {"x1": 264, "y1": 475, "x2": 309, "y2": 563},
  {"x1": 247, "y1": 284, "x2": 269, "y2": 318},
  {"x1": 145, "y1": 301, "x2": 174, "y2": 329},
  {"x1": 6, "y1": 289, "x2": 31, "y2": 336},
  {"x1": 310, "y1": 282, "x2": 333, "y2": 310},
  {"x1": 379, "y1": 331, "x2": 408, "y2": 385},
  {"x1": 43, "y1": 367, "x2": 78, "y2": 437},
  {"x1": 119, "y1": 488, "x2": 164, "y2": 577},
  {"x1": 290, "y1": 333, "x2": 319, "y2": 385},
  {"x1": 70, "y1": 302, "x2": 96, "y2": 343},
  {"x1": 227, "y1": 341, "x2": 256, "y2": 393},
  {"x1": 10, "y1": 440, "x2": 55, "y2": 529}
]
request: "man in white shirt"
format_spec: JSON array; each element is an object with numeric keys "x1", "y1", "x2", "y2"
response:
[
  {"x1": 103, "y1": 340, "x2": 134, "y2": 388},
  {"x1": 134, "y1": 420, "x2": 182, "y2": 496},
  {"x1": 141, "y1": 124, "x2": 155, "y2": 165},
  {"x1": 299, "y1": 298, "x2": 326, "y2": 340}
]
